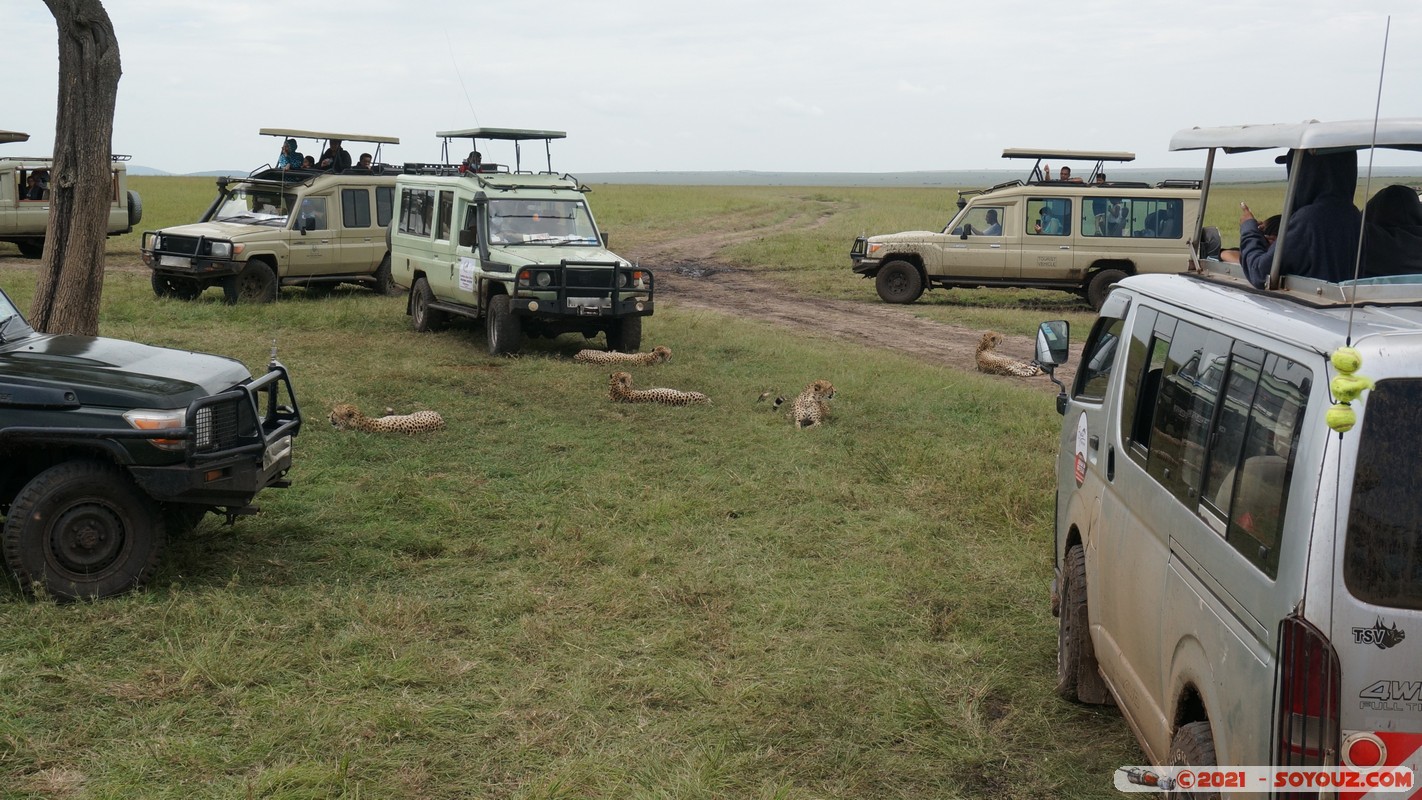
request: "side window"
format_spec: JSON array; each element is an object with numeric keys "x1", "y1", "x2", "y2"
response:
[
  {"x1": 1072, "y1": 316, "x2": 1125, "y2": 401},
  {"x1": 435, "y1": 191, "x2": 454, "y2": 241},
  {"x1": 1131, "y1": 199, "x2": 1184, "y2": 239},
  {"x1": 341, "y1": 188, "x2": 371, "y2": 228},
  {"x1": 1083, "y1": 197, "x2": 1131, "y2": 238},
  {"x1": 297, "y1": 196, "x2": 329, "y2": 231},
  {"x1": 950, "y1": 206, "x2": 1005, "y2": 237},
  {"x1": 1028, "y1": 198, "x2": 1071, "y2": 237},
  {"x1": 462, "y1": 203, "x2": 479, "y2": 244},
  {"x1": 1200, "y1": 343, "x2": 1265, "y2": 521},
  {"x1": 375, "y1": 186, "x2": 393, "y2": 227},
  {"x1": 1218, "y1": 353, "x2": 1309, "y2": 578},
  {"x1": 1119, "y1": 307, "x2": 1159, "y2": 451},
  {"x1": 1144, "y1": 320, "x2": 1215, "y2": 502},
  {"x1": 398, "y1": 188, "x2": 433, "y2": 237}
]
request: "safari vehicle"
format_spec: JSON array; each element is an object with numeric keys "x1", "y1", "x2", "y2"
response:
[
  {"x1": 1042, "y1": 119, "x2": 1422, "y2": 791},
  {"x1": 0, "y1": 129, "x2": 142, "y2": 259},
  {"x1": 390, "y1": 128, "x2": 652, "y2": 355},
  {"x1": 850, "y1": 149, "x2": 1200, "y2": 310},
  {"x1": 140, "y1": 128, "x2": 399, "y2": 303},
  {"x1": 0, "y1": 284, "x2": 302, "y2": 600}
]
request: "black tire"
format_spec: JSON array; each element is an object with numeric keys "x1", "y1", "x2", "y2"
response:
[
  {"x1": 127, "y1": 190, "x2": 143, "y2": 227},
  {"x1": 1166, "y1": 721, "x2": 1219, "y2": 799},
  {"x1": 606, "y1": 316, "x2": 643, "y2": 353},
  {"x1": 2, "y1": 461, "x2": 166, "y2": 600},
  {"x1": 372, "y1": 253, "x2": 396, "y2": 296},
  {"x1": 16, "y1": 239, "x2": 43, "y2": 260},
  {"x1": 411, "y1": 277, "x2": 446, "y2": 332},
  {"x1": 1086, "y1": 268, "x2": 1128, "y2": 311},
  {"x1": 875, "y1": 260, "x2": 924, "y2": 304},
  {"x1": 151, "y1": 272, "x2": 202, "y2": 300},
  {"x1": 223, "y1": 260, "x2": 278, "y2": 304},
  {"x1": 486, "y1": 293, "x2": 523, "y2": 355},
  {"x1": 1056, "y1": 544, "x2": 1111, "y2": 704}
]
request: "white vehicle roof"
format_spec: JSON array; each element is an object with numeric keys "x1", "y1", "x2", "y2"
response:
[
  {"x1": 1002, "y1": 148, "x2": 1135, "y2": 161},
  {"x1": 259, "y1": 128, "x2": 400, "y2": 145},
  {"x1": 436, "y1": 127, "x2": 566, "y2": 141},
  {"x1": 0, "y1": 130, "x2": 29, "y2": 144},
  {"x1": 1169, "y1": 118, "x2": 1422, "y2": 153}
]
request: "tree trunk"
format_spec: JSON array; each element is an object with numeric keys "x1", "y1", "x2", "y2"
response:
[{"x1": 29, "y1": 0, "x2": 121, "y2": 336}]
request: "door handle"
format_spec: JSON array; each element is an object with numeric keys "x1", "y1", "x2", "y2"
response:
[
  {"x1": 1107, "y1": 444, "x2": 1115, "y2": 481},
  {"x1": 1059, "y1": 246, "x2": 1071, "y2": 250},
  {"x1": 1089, "y1": 434, "x2": 1100, "y2": 451},
  {"x1": 989, "y1": 244, "x2": 1002, "y2": 249}
]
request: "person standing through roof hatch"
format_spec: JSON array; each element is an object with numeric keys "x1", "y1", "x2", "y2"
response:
[
  {"x1": 318, "y1": 139, "x2": 351, "y2": 172},
  {"x1": 1239, "y1": 149, "x2": 1360, "y2": 288},
  {"x1": 276, "y1": 138, "x2": 303, "y2": 169}
]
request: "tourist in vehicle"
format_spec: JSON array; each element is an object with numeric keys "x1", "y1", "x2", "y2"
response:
[
  {"x1": 1239, "y1": 149, "x2": 1361, "y2": 288},
  {"x1": 1359, "y1": 184, "x2": 1422, "y2": 278},
  {"x1": 23, "y1": 171, "x2": 44, "y2": 201},
  {"x1": 276, "y1": 138, "x2": 302, "y2": 169},
  {"x1": 356, "y1": 153, "x2": 373, "y2": 170},
  {"x1": 982, "y1": 209, "x2": 1002, "y2": 235},
  {"x1": 317, "y1": 139, "x2": 351, "y2": 172},
  {"x1": 1221, "y1": 215, "x2": 1280, "y2": 263},
  {"x1": 462, "y1": 150, "x2": 482, "y2": 173},
  {"x1": 301, "y1": 156, "x2": 316, "y2": 169},
  {"x1": 1106, "y1": 198, "x2": 1128, "y2": 236},
  {"x1": 1035, "y1": 204, "x2": 1063, "y2": 235}
]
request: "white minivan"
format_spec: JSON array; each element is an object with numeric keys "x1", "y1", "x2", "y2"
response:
[{"x1": 1041, "y1": 119, "x2": 1422, "y2": 797}]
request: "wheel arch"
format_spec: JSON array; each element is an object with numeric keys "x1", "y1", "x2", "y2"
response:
[
  {"x1": 0, "y1": 443, "x2": 130, "y2": 506},
  {"x1": 1085, "y1": 258, "x2": 1136, "y2": 282}
]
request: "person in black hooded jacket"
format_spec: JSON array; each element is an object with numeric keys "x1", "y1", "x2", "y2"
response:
[
  {"x1": 1360, "y1": 184, "x2": 1422, "y2": 278},
  {"x1": 1239, "y1": 149, "x2": 1361, "y2": 288}
]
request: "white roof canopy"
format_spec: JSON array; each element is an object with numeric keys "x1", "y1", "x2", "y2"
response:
[
  {"x1": 259, "y1": 128, "x2": 399, "y2": 145},
  {"x1": 0, "y1": 130, "x2": 29, "y2": 144},
  {"x1": 1169, "y1": 118, "x2": 1422, "y2": 153},
  {"x1": 1001, "y1": 148, "x2": 1135, "y2": 161},
  {"x1": 436, "y1": 127, "x2": 566, "y2": 141}
]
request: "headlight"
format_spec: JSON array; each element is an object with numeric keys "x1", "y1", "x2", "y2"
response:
[
  {"x1": 145, "y1": 232, "x2": 161, "y2": 251},
  {"x1": 866, "y1": 242, "x2": 885, "y2": 256},
  {"x1": 123, "y1": 408, "x2": 186, "y2": 451},
  {"x1": 209, "y1": 241, "x2": 232, "y2": 259},
  {"x1": 617, "y1": 272, "x2": 629, "y2": 288},
  {"x1": 535, "y1": 271, "x2": 552, "y2": 288}
]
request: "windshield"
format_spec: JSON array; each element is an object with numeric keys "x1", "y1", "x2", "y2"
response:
[
  {"x1": 210, "y1": 186, "x2": 296, "y2": 226},
  {"x1": 0, "y1": 290, "x2": 30, "y2": 343},
  {"x1": 487, "y1": 199, "x2": 599, "y2": 246}
]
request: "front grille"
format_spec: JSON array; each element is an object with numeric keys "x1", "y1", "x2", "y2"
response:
[
  {"x1": 566, "y1": 268, "x2": 613, "y2": 289},
  {"x1": 157, "y1": 235, "x2": 202, "y2": 256}
]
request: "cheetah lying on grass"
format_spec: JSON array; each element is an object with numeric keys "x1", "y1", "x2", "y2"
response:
[
  {"x1": 790, "y1": 379, "x2": 835, "y2": 429},
  {"x1": 329, "y1": 404, "x2": 445, "y2": 434},
  {"x1": 574, "y1": 346, "x2": 671, "y2": 366},
  {"x1": 608, "y1": 372, "x2": 709, "y2": 405},
  {"x1": 975, "y1": 331, "x2": 1044, "y2": 377}
]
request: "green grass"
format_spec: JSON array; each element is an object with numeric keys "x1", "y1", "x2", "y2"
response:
[
  {"x1": 5, "y1": 175, "x2": 1331, "y2": 797},
  {"x1": 0, "y1": 250, "x2": 1139, "y2": 797}
]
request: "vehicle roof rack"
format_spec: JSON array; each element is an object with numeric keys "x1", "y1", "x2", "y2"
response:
[
  {"x1": 435, "y1": 127, "x2": 566, "y2": 174},
  {"x1": 1001, "y1": 147, "x2": 1137, "y2": 185},
  {"x1": 1156, "y1": 179, "x2": 1200, "y2": 189}
]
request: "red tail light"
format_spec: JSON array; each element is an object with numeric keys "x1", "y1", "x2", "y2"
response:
[{"x1": 1276, "y1": 614, "x2": 1340, "y2": 795}]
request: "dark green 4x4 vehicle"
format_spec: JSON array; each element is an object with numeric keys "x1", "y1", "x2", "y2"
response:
[{"x1": 0, "y1": 286, "x2": 302, "y2": 599}]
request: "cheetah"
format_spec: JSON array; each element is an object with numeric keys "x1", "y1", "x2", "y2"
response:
[
  {"x1": 608, "y1": 371, "x2": 709, "y2": 405},
  {"x1": 975, "y1": 331, "x2": 1044, "y2": 377},
  {"x1": 329, "y1": 403, "x2": 445, "y2": 434},
  {"x1": 790, "y1": 379, "x2": 835, "y2": 429},
  {"x1": 574, "y1": 346, "x2": 671, "y2": 366}
]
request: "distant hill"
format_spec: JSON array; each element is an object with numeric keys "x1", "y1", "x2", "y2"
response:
[{"x1": 127, "y1": 166, "x2": 1422, "y2": 187}]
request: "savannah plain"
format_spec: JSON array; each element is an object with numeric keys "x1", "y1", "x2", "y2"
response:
[{"x1": 0, "y1": 176, "x2": 1296, "y2": 798}]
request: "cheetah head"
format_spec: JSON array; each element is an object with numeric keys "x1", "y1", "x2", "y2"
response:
[
  {"x1": 651, "y1": 346, "x2": 672, "y2": 363},
  {"x1": 808, "y1": 379, "x2": 836, "y2": 401},
  {"x1": 329, "y1": 403, "x2": 362, "y2": 430},
  {"x1": 978, "y1": 331, "x2": 1004, "y2": 353},
  {"x1": 610, "y1": 371, "x2": 634, "y2": 391}
]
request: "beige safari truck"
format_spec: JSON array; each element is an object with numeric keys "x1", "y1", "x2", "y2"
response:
[
  {"x1": 0, "y1": 129, "x2": 143, "y2": 259},
  {"x1": 1040, "y1": 119, "x2": 1422, "y2": 791},
  {"x1": 850, "y1": 149, "x2": 1201, "y2": 310},
  {"x1": 390, "y1": 128, "x2": 652, "y2": 355},
  {"x1": 140, "y1": 128, "x2": 399, "y2": 303}
]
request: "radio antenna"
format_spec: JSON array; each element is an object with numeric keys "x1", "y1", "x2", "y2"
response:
[
  {"x1": 444, "y1": 29, "x2": 481, "y2": 127},
  {"x1": 1346, "y1": 15, "x2": 1390, "y2": 345}
]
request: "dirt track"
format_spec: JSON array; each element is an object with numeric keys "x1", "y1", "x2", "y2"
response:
[{"x1": 621, "y1": 216, "x2": 1081, "y2": 392}]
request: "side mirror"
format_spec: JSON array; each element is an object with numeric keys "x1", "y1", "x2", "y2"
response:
[
  {"x1": 1036, "y1": 320, "x2": 1070, "y2": 367},
  {"x1": 458, "y1": 228, "x2": 476, "y2": 248},
  {"x1": 600, "y1": 231, "x2": 609, "y2": 247},
  {"x1": 960, "y1": 227, "x2": 971, "y2": 240}
]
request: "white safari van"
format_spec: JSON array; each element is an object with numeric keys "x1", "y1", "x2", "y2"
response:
[
  {"x1": 1041, "y1": 120, "x2": 1422, "y2": 795},
  {"x1": 850, "y1": 149, "x2": 1200, "y2": 309},
  {"x1": 390, "y1": 128, "x2": 651, "y2": 355}
]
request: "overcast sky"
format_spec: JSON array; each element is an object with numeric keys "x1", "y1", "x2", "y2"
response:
[{"x1": 4, "y1": 2, "x2": 1421, "y2": 176}]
